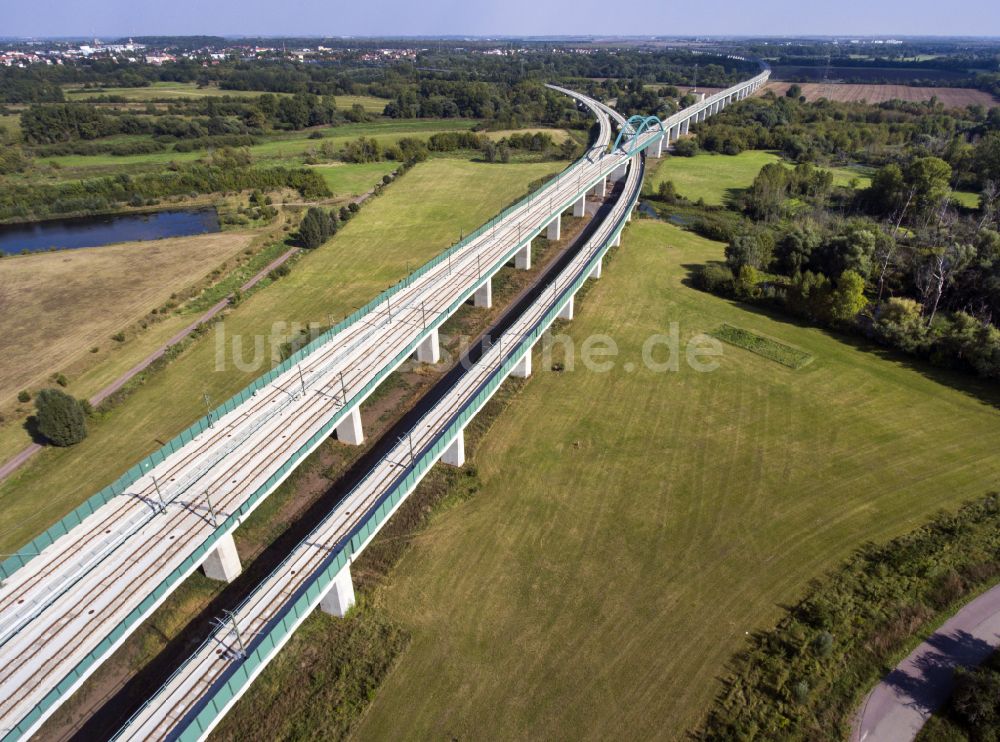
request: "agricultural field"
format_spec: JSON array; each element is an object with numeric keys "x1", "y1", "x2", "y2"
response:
[
  {"x1": 0, "y1": 156, "x2": 564, "y2": 554},
  {"x1": 647, "y1": 150, "x2": 872, "y2": 206},
  {"x1": 64, "y1": 81, "x2": 391, "y2": 111},
  {"x1": 764, "y1": 81, "x2": 998, "y2": 108},
  {"x1": 0, "y1": 232, "x2": 253, "y2": 407},
  {"x1": 486, "y1": 127, "x2": 574, "y2": 143},
  {"x1": 353, "y1": 219, "x2": 1000, "y2": 739},
  {"x1": 34, "y1": 119, "x2": 479, "y2": 173},
  {"x1": 312, "y1": 161, "x2": 400, "y2": 198}
]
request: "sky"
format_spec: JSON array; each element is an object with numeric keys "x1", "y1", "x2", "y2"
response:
[{"x1": 2, "y1": 0, "x2": 999, "y2": 39}]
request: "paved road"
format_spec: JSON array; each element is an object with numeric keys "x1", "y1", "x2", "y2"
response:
[
  {"x1": 853, "y1": 582, "x2": 1000, "y2": 741},
  {"x1": 0, "y1": 246, "x2": 299, "y2": 483}
]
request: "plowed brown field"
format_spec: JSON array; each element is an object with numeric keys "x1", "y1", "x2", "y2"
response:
[{"x1": 765, "y1": 81, "x2": 997, "y2": 108}]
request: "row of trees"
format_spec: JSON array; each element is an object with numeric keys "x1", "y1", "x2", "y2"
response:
[
  {"x1": 0, "y1": 148, "x2": 329, "y2": 221},
  {"x1": 691, "y1": 92, "x2": 1000, "y2": 192},
  {"x1": 19, "y1": 92, "x2": 359, "y2": 144}
]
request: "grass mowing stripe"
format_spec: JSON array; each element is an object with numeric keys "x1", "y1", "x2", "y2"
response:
[{"x1": 710, "y1": 323, "x2": 813, "y2": 369}]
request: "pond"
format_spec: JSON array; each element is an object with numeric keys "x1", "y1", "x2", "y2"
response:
[{"x1": 0, "y1": 208, "x2": 221, "y2": 256}]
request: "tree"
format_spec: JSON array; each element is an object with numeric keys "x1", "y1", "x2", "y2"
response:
[
  {"x1": 656, "y1": 179, "x2": 679, "y2": 203},
  {"x1": 905, "y1": 156, "x2": 953, "y2": 216},
  {"x1": 775, "y1": 222, "x2": 821, "y2": 276},
  {"x1": 914, "y1": 241, "x2": 975, "y2": 326},
  {"x1": 34, "y1": 388, "x2": 87, "y2": 447},
  {"x1": 672, "y1": 138, "x2": 699, "y2": 157},
  {"x1": 725, "y1": 229, "x2": 774, "y2": 273},
  {"x1": 298, "y1": 207, "x2": 335, "y2": 249},
  {"x1": 786, "y1": 84, "x2": 802, "y2": 99},
  {"x1": 866, "y1": 163, "x2": 907, "y2": 216},
  {"x1": 828, "y1": 270, "x2": 868, "y2": 323}
]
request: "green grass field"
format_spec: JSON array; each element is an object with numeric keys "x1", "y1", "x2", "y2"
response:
[
  {"x1": 37, "y1": 120, "x2": 478, "y2": 172},
  {"x1": 954, "y1": 190, "x2": 981, "y2": 209},
  {"x1": 0, "y1": 114, "x2": 20, "y2": 136},
  {"x1": 0, "y1": 157, "x2": 564, "y2": 553},
  {"x1": 312, "y1": 162, "x2": 400, "y2": 197},
  {"x1": 648, "y1": 150, "x2": 873, "y2": 205},
  {"x1": 352, "y1": 220, "x2": 1000, "y2": 739},
  {"x1": 64, "y1": 81, "x2": 279, "y2": 99},
  {"x1": 64, "y1": 81, "x2": 389, "y2": 111}
]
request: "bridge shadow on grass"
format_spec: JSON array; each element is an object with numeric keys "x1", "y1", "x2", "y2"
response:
[
  {"x1": 70, "y1": 179, "x2": 626, "y2": 741},
  {"x1": 679, "y1": 262, "x2": 1000, "y2": 411}
]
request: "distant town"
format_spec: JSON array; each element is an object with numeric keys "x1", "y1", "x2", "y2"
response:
[
  {"x1": 0, "y1": 38, "x2": 431, "y2": 66},
  {"x1": 0, "y1": 35, "x2": 924, "y2": 69}
]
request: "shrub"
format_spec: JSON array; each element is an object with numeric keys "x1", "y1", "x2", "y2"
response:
[
  {"x1": 672, "y1": 138, "x2": 699, "y2": 157},
  {"x1": 17, "y1": 390, "x2": 30, "y2": 403},
  {"x1": 694, "y1": 263, "x2": 735, "y2": 294},
  {"x1": 34, "y1": 388, "x2": 87, "y2": 446}
]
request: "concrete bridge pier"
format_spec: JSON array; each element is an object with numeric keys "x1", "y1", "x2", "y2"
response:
[
  {"x1": 681, "y1": 118, "x2": 690, "y2": 135},
  {"x1": 336, "y1": 405, "x2": 364, "y2": 445},
  {"x1": 474, "y1": 278, "x2": 492, "y2": 308},
  {"x1": 648, "y1": 138, "x2": 663, "y2": 158},
  {"x1": 202, "y1": 533, "x2": 242, "y2": 582},
  {"x1": 546, "y1": 215, "x2": 561, "y2": 241},
  {"x1": 610, "y1": 231, "x2": 621, "y2": 248},
  {"x1": 514, "y1": 243, "x2": 531, "y2": 270},
  {"x1": 590, "y1": 177, "x2": 607, "y2": 198},
  {"x1": 589, "y1": 258, "x2": 602, "y2": 280},
  {"x1": 414, "y1": 328, "x2": 440, "y2": 364},
  {"x1": 441, "y1": 428, "x2": 465, "y2": 467},
  {"x1": 611, "y1": 162, "x2": 628, "y2": 180},
  {"x1": 573, "y1": 194, "x2": 586, "y2": 218},
  {"x1": 558, "y1": 295, "x2": 575, "y2": 321},
  {"x1": 319, "y1": 562, "x2": 356, "y2": 618},
  {"x1": 511, "y1": 348, "x2": 532, "y2": 378}
]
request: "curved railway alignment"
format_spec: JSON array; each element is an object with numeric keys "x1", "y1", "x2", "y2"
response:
[
  {"x1": 116, "y1": 145, "x2": 646, "y2": 742},
  {"x1": 0, "y1": 66, "x2": 768, "y2": 741}
]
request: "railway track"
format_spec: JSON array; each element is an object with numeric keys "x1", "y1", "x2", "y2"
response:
[
  {"x1": 116, "y1": 150, "x2": 645, "y2": 742},
  {"x1": 0, "y1": 67, "x2": 769, "y2": 740},
  {"x1": 0, "y1": 88, "x2": 624, "y2": 740}
]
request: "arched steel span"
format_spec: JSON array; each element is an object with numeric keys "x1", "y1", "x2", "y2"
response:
[{"x1": 611, "y1": 114, "x2": 666, "y2": 156}]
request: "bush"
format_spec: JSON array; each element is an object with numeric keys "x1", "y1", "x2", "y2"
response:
[
  {"x1": 34, "y1": 388, "x2": 87, "y2": 446},
  {"x1": 672, "y1": 138, "x2": 699, "y2": 157},
  {"x1": 694, "y1": 263, "x2": 735, "y2": 294},
  {"x1": 17, "y1": 390, "x2": 30, "y2": 403}
]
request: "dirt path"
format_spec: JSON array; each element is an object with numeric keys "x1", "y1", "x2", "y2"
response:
[
  {"x1": 0, "y1": 246, "x2": 299, "y2": 484},
  {"x1": 852, "y1": 581, "x2": 1000, "y2": 741}
]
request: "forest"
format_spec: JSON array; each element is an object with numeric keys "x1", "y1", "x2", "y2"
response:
[{"x1": 672, "y1": 91, "x2": 1000, "y2": 381}]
